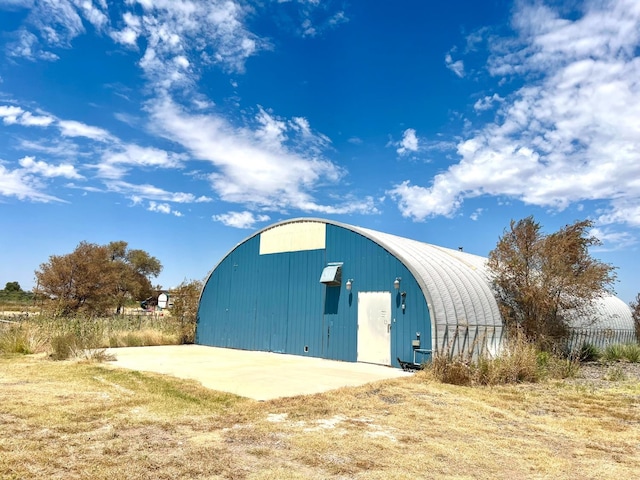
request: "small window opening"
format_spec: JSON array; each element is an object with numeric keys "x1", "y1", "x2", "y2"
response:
[{"x1": 319, "y1": 262, "x2": 343, "y2": 286}]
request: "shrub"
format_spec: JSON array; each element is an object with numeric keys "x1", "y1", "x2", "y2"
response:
[
  {"x1": 491, "y1": 337, "x2": 540, "y2": 384},
  {"x1": 0, "y1": 323, "x2": 45, "y2": 354},
  {"x1": 5, "y1": 314, "x2": 180, "y2": 360},
  {"x1": 121, "y1": 332, "x2": 145, "y2": 347},
  {"x1": 577, "y1": 343, "x2": 601, "y2": 362},
  {"x1": 50, "y1": 331, "x2": 113, "y2": 362},
  {"x1": 429, "y1": 355, "x2": 473, "y2": 386},
  {"x1": 427, "y1": 336, "x2": 579, "y2": 386},
  {"x1": 602, "y1": 344, "x2": 626, "y2": 362},
  {"x1": 50, "y1": 333, "x2": 80, "y2": 360},
  {"x1": 621, "y1": 343, "x2": 640, "y2": 363}
]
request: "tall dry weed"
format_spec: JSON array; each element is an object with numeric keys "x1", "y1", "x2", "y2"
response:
[
  {"x1": 0, "y1": 323, "x2": 47, "y2": 354},
  {"x1": 427, "y1": 335, "x2": 577, "y2": 386}
]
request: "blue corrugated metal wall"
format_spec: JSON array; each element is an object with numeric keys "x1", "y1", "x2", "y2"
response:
[{"x1": 196, "y1": 223, "x2": 432, "y2": 367}]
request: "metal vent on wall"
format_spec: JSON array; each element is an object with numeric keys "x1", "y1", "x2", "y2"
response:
[{"x1": 319, "y1": 262, "x2": 342, "y2": 286}]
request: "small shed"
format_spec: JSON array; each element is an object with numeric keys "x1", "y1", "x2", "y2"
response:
[{"x1": 196, "y1": 218, "x2": 504, "y2": 368}]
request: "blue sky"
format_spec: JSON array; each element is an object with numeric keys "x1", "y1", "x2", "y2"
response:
[{"x1": 1, "y1": 0, "x2": 639, "y2": 303}]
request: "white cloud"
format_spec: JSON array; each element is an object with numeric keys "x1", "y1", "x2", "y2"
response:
[
  {"x1": 0, "y1": 163, "x2": 63, "y2": 202},
  {"x1": 301, "y1": 19, "x2": 316, "y2": 37},
  {"x1": 0, "y1": 105, "x2": 24, "y2": 124},
  {"x1": 18, "y1": 155, "x2": 83, "y2": 179},
  {"x1": 328, "y1": 11, "x2": 348, "y2": 27},
  {"x1": 470, "y1": 208, "x2": 483, "y2": 221},
  {"x1": 445, "y1": 52, "x2": 465, "y2": 78},
  {"x1": 148, "y1": 201, "x2": 183, "y2": 217},
  {"x1": 58, "y1": 120, "x2": 112, "y2": 141},
  {"x1": 19, "y1": 138, "x2": 81, "y2": 157},
  {"x1": 590, "y1": 226, "x2": 637, "y2": 250},
  {"x1": 97, "y1": 144, "x2": 185, "y2": 179},
  {"x1": 74, "y1": 0, "x2": 108, "y2": 31},
  {"x1": 291, "y1": 195, "x2": 379, "y2": 215},
  {"x1": 106, "y1": 179, "x2": 213, "y2": 204},
  {"x1": 388, "y1": 180, "x2": 461, "y2": 219},
  {"x1": 597, "y1": 200, "x2": 640, "y2": 227},
  {"x1": 115, "y1": 0, "x2": 264, "y2": 91},
  {"x1": 146, "y1": 96, "x2": 375, "y2": 215},
  {"x1": 396, "y1": 128, "x2": 419, "y2": 156},
  {"x1": 34, "y1": 0, "x2": 85, "y2": 46},
  {"x1": 281, "y1": 1, "x2": 348, "y2": 38},
  {"x1": 6, "y1": 28, "x2": 59, "y2": 61},
  {"x1": 473, "y1": 94, "x2": 504, "y2": 112},
  {"x1": 255, "y1": 107, "x2": 288, "y2": 148},
  {"x1": 18, "y1": 111, "x2": 55, "y2": 126},
  {"x1": 392, "y1": 0, "x2": 640, "y2": 228},
  {"x1": 3, "y1": 0, "x2": 110, "y2": 61},
  {"x1": 0, "y1": 105, "x2": 55, "y2": 126},
  {"x1": 110, "y1": 12, "x2": 141, "y2": 46},
  {"x1": 213, "y1": 210, "x2": 270, "y2": 228},
  {"x1": 4, "y1": 1, "x2": 262, "y2": 89}
]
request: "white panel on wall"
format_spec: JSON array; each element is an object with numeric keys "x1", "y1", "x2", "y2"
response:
[{"x1": 259, "y1": 221, "x2": 326, "y2": 255}]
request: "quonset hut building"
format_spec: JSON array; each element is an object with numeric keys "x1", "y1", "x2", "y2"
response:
[
  {"x1": 196, "y1": 218, "x2": 635, "y2": 368},
  {"x1": 196, "y1": 218, "x2": 505, "y2": 368}
]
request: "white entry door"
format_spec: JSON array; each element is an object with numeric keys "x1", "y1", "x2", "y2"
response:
[{"x1": 357, "y1": 291, "x2": 391, "y2": 365}]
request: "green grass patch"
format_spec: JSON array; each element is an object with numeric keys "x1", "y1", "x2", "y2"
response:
[{"x1": 84, "y1": 365, "x2": 245, "y2": 416}]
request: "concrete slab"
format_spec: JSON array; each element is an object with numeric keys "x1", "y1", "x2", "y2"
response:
[{"x1": 106, "y1": 345, "x2": 412, "y2": 401}]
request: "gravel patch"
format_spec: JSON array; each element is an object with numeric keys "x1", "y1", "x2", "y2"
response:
[{"x1": 567, "y1": 362, "x2": 640, "y2": 388}]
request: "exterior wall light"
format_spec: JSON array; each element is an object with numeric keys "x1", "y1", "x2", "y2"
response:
[
  {"x1": 346, "y1": 279, "x2": 353, "y2": 291},
  {"x1": 394, "y1": 277, "x2": 401, "y2": 290}
]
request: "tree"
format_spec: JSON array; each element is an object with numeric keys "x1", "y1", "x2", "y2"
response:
[
  {"x1": 4, "y1": 281, "x2": 23, "y2": 292},
  {"x1": 631, "y1": 293, "x2": 640, "y2": 343},
  {"x1": 107, "y1": 241, "x2": 162, "y2": 314},
  {"x1": 169, "y1": 279, "x2": 203, "y2": 343},
  {"x1": 488, "y1": 216, "x2": 616, "y2": 349},
  {"x1": 35, "y1": 241, "x2": 162, "y2": 316}
]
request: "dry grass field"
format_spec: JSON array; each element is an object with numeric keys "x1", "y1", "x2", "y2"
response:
[{"x1": 1, "y1": 354, "x2": 639, "y2": 480}]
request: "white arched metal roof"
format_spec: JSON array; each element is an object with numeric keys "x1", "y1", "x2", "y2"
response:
[
  {"x1": 566, "y1": 295, "x2": 636, "y2": 348},
  {"x1": 568, "y1": 295, "x2": 634, "y2": 330},
  {"x1": 351, "y1": 226, "x2": 501, "y2": 323}
]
